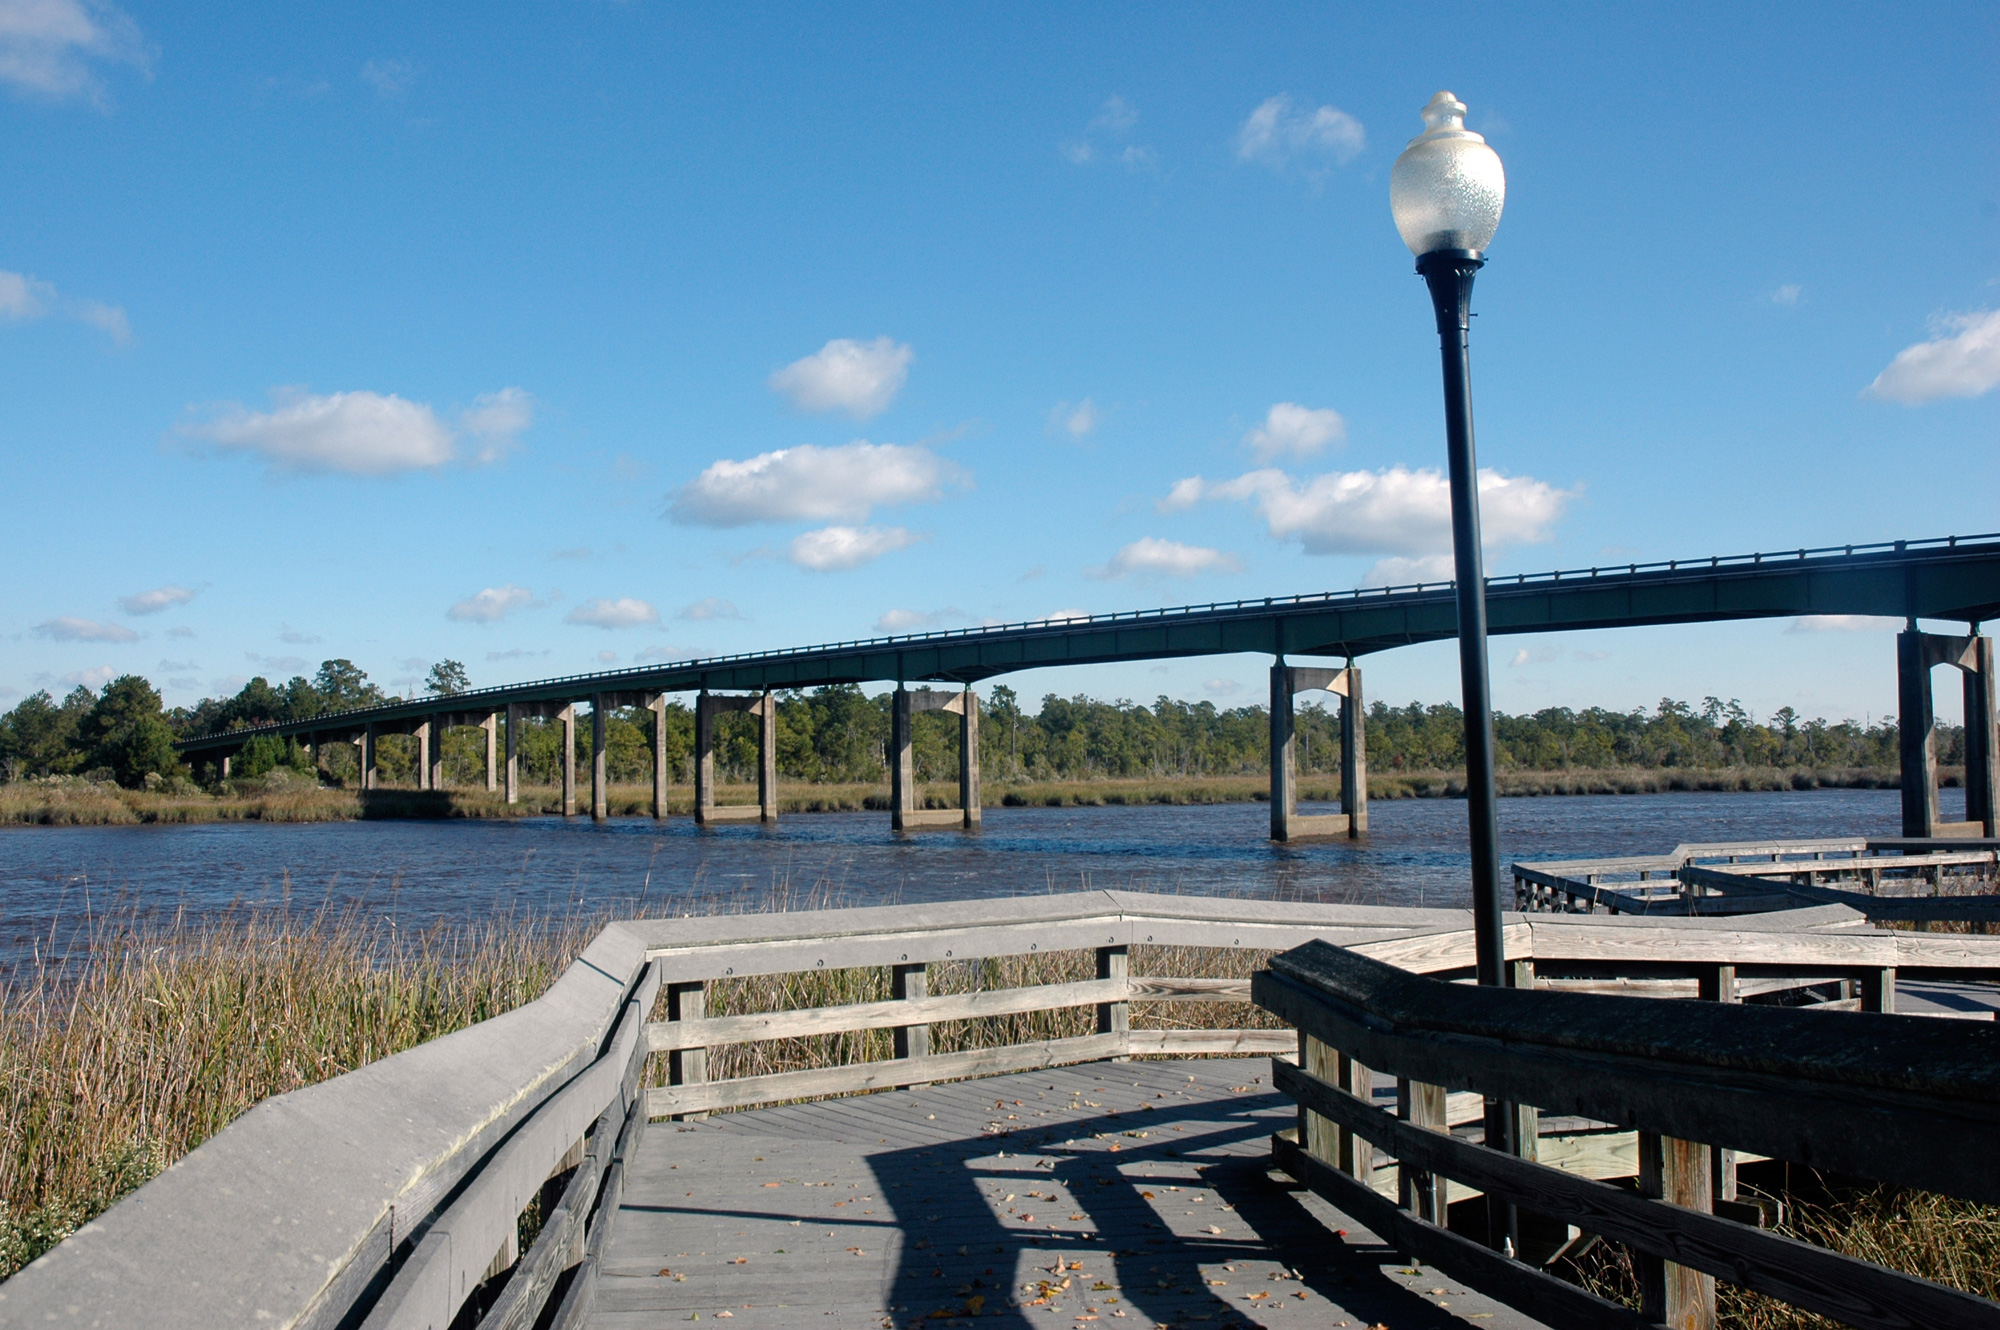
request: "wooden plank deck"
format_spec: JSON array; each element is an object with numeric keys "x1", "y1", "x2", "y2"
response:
[{"x1": 591, "y1": 1058, "x2": 1547, "y2": 1328}]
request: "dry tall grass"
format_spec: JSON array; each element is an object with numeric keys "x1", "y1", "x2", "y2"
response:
[{"x1": 0, "y1": 906, "x2": 589, "y2": 1277}]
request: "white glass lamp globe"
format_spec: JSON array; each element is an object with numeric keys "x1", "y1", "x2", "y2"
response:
[{"x1": 1390, "y1": 91, "x2": 1506, "y2": 258}]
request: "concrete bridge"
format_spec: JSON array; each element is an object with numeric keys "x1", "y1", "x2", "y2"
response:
[{"x1": 176, "y1": 532, "x2": 2000, "y2": 840}]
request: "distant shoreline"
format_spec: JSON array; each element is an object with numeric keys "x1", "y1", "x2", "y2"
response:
[{"x1": 0, "y1": 766, "x2": 1921, "y2": 827}]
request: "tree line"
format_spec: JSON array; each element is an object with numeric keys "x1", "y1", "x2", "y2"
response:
[{"x1": 0, "y1": 658, "x2": 1941, "y2": 790}]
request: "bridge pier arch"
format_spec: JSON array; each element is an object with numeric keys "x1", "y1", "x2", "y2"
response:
[
  {"x1": 694, "y1": 690, "x2": 775, "y2": 826},
  {"x1": 891, "y1": 686, "x2": 980, "y2": 831},
  {"x1": 1897, "y1": 625, "x2": 1997, "y2": 837},
  {"x1": 1270, "y1": 660, "x2": 1367, "y2": 842}
]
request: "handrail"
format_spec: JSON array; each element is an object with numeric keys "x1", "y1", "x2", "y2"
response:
[
  {"x1": 173, "y1": 531, "x2": 2000, "y2": 748},
  {"x1": 1255, "y1": 941, "x2": 2000, "y2": 1330},
  {"x1": 9, "y1": 890, "x2": 2000, "y2": 1328}
]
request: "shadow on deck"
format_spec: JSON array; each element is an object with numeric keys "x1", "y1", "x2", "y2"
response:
[{"x1": 591, "y1": 1058, "x2": 1537, "y2": 1329}]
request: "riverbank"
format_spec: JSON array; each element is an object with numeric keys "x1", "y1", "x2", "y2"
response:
[{"x1": 0, "y1": 765, "x2": 1915, "y2": 826}]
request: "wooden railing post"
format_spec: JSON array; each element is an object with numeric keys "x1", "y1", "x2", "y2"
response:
[
  {"x1": 1700, "y1": 963, "x2": 1739, "y2": 1207},
  {"x1": 1397, "y1": 1078, "x2": 1448, "y2": 1224},
  {"x1": 667, "y1": 980, "x2": 708, "y2": 1122},
  {"x1": 893, "y1": 962, "x2": 931, "y2": 1089},
  {"x1": 1860, "y1": 965, "x2": 1896, "y2": 1013},
  {"x1": 1639, "y1": 1132, "x2": 1716, "y2": 1330},
  {"x1": 1096, "y1": 945, "x2": 1129, "y2": 1059}
]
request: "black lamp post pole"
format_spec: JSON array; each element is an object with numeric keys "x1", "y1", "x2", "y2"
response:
[
  {"x1": 1418, "y1": 249, "x2": 1519, "y2": 1239},
  {"x1": 1418, "y1": 246, "x2": 1504, "y2": 990}
]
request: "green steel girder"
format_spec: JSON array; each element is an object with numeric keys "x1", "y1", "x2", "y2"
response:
[{"x1": 177, "y1": 536, "x2": 2000, "y2": 754}]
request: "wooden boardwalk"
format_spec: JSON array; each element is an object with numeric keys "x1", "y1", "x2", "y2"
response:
[{"x1": 591, "y1": 1058, "x2": 1544, "y2": 1328}]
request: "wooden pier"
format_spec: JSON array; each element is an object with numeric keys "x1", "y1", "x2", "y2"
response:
[{"x1": 5, "y1": 889, "x2": 1999, "y2": 1330}]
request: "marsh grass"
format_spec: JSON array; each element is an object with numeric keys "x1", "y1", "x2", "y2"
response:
[
  {"x1": 0, "y1": 904, "x2": 590, "y2": 1277},
  {"x1": 1561, "y1": 1182, "x2": 2000, "y2": 1327}
]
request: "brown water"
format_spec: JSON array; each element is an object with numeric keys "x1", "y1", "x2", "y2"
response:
[{"x1": 0, "y1": 786, "x2": 1957, "y2": 968}]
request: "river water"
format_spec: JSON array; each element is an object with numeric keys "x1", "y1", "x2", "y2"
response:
[{"x1": 0, "y1": 786, "x2": 1962, "y2": 967}]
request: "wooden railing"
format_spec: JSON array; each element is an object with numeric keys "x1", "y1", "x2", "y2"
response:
[
  {"x1": 1255, "y1": 940, "x2": 2000, "y2": 1330},
  {"x1": 1515, "y1": 836, "x2": 2000, "y2": 920},
  {"x1": 9, "y1": 889, "x2": 2000, "y2": 1330}
]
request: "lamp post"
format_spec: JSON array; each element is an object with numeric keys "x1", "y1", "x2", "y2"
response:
[
  {"x1": 1392, "y1": 90, "x2": 1508, "y2": 988},
  {"x1": 1393, "y1": 85, "x2": 1515, "y2": 1252}
]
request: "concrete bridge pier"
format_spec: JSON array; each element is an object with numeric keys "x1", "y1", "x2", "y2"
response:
[
  {"x1": 591, "y1": 694, "x2": 610, "y2": 823},
  {"x1": 648, "y1": 693, "x2": 670, "y2": 820},
  {"x1": 559, "y1": 704, "x2": 578, "y2": 817},
  {"x1": 1898, "y1": 626, "x2": 1998, "y2": 837},
  {"x1": 413, "y1": 719, "x2": 433, "y2": 792},
  {"x1": 1270, "y1": 661, "x2": 1367, "y2": 842},
  {"x1": 481, "y1": 712, "x2": 497, "y2": 792},
  {"x1": 695, "y1": 690, "x2": 775, "y2": 825},
  {"x1": 426, "y1": 715, "x2": 448, "y2": 791},
  {"x1": 504, "y1": 703, "x2": 521, "y2": 804},
  {"x1": 891, "y1": 686, "x2": 980, "y2": 831},
  {"x1": 360, "y1": 724, "x2": 377, "y2": 790}
]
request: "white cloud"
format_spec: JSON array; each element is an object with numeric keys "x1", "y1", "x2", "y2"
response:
[
  {"x1": 486, "y1": 647, "x2": 551, "y2": 663},
  {"x1": 1786, "y1": 615, "x2": 1902, "y2": 634},
  {"x1": 118, "y1": 584, "x2": 193, "y2": 615},
  {"x1": 1063, "y1": 95, "x2": 1154, "y2": 170},
  {"x1": 448, "y1": 584, "x2": 537, "y2": 623},
  {"x1": 166, "y1": 625, "x2": 194, "y2": 639},
  {"x1": 769, "y1": 336, "x2": 912, "y2": 419},
  {"x1": 1361, "y1": 554, "x2": 1455, "y2": 587},
  {"x1": 277, "y1": 626, "x2": 320, "y2": 644},
  {"x1": 1203, "y1": 678, "x2": 1243, "y2": 698},
  {"x1": 157, "y1": 658, "x2": 197, "y2": 671},
  {"x1": 635, "y1": 644, "x2": 697, "y2": 664},
  {"x1": 596, "y1": 649, "x2": 618, "y2": 664},
  {"x1": 1245, "y1": 402, "x2": 1344, "y2": 461},
  {"x1": 1163, "y1": 465, "x2": 1575, "y2": 558},
  {"x1": 1087, "y1": 537, "x2": 1243, "y2": 580},
  {"x1": 0, "y1": 269, "x2": 128, "y2": 341},
  {"x1": 182, "y1": 386, "x2": 533, "y2": 477},
  {"x1": 35, "y1": 615, "x2": 137, "y2": 642},
  {"x1": 60, "y1": 665, "x2": 116, "y2": 688},
  {"x1": 875, "y1": 607, "x2": 966, "y2": 633},
  {"x1": 72, "y1": 298, "x2": 128, "y2": 343},
  {"x1": 1043, "y1": 607, "x2": 1091, "y2": 623},
  {"x1": 1865, "y1": 310, "x2": 2000, "y2": 404},
  {"x1": 359, "y1": 57, "x2": 413, "y2": 98},
  {"x1": 1771, "y1": 284, "x2": 1803, "y2": 306},
  {"x1": 245, "y1": 652, "x2": 310, "y2": 673},
  {"x1": 787, "y1": 524, "x2": 922, "y2": 572},
  {"x1": 0, "y1": 0, "x2": 147, "y2": 105},
  {"x1": 1050, "y1": 398, "x2": 1099, "y2": 438},
  {"x1": 186, "y1": 388, "x2": 451, "y2": 475},
  {"x1": 670, "y1": 440, "x2": 962, "y2": 527},
  {"x1": 0, "y1": 269, "x2": 53, "y2": 318},
  {"x1": 1235, "y1": 94, "x2": 1366, "y2": 168},
  {"x1": 566, "y1": 597, "x2": 660, "y2": 629},
  {"x1": 678, "y1": 597, "x2": 742, "y2": 621},
  {"x1": 459, "y1": 387, "x2": 535, "y2": 462}
]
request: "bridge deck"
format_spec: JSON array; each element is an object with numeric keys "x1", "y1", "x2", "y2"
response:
[{"x1": 591, "y1": 1058, "x2": 1542, "y2": 1329}]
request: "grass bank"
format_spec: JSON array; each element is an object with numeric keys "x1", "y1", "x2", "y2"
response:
[{"x1": 0, "y1": 765, "x2": 1910, "y2": 827}]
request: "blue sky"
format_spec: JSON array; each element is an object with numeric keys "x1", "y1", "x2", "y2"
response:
[{"x1": 2, "y1": 3, "x2": 1995, "y2": 724}]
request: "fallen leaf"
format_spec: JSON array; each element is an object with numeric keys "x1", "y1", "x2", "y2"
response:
[
  {"x1": 717, "y1": 1314, "x2": 734, "y2": 1320},
  {"x1": 1206, "y1": 1225, "x2": 1223, "y2": 1235},
  {"x1": 1140, "y1": 1191, "x2": 1155, "y2": 1200},
  {"x1": 762, "y1": 1182, "x2": 779, "y2": 1188},
  {"x1": 1247, "y1": 1292, "x2": 1270, "y2": 1300},
  {"x1": 967, "y1": 1295, "x2": 986, "y2": 1314}
]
